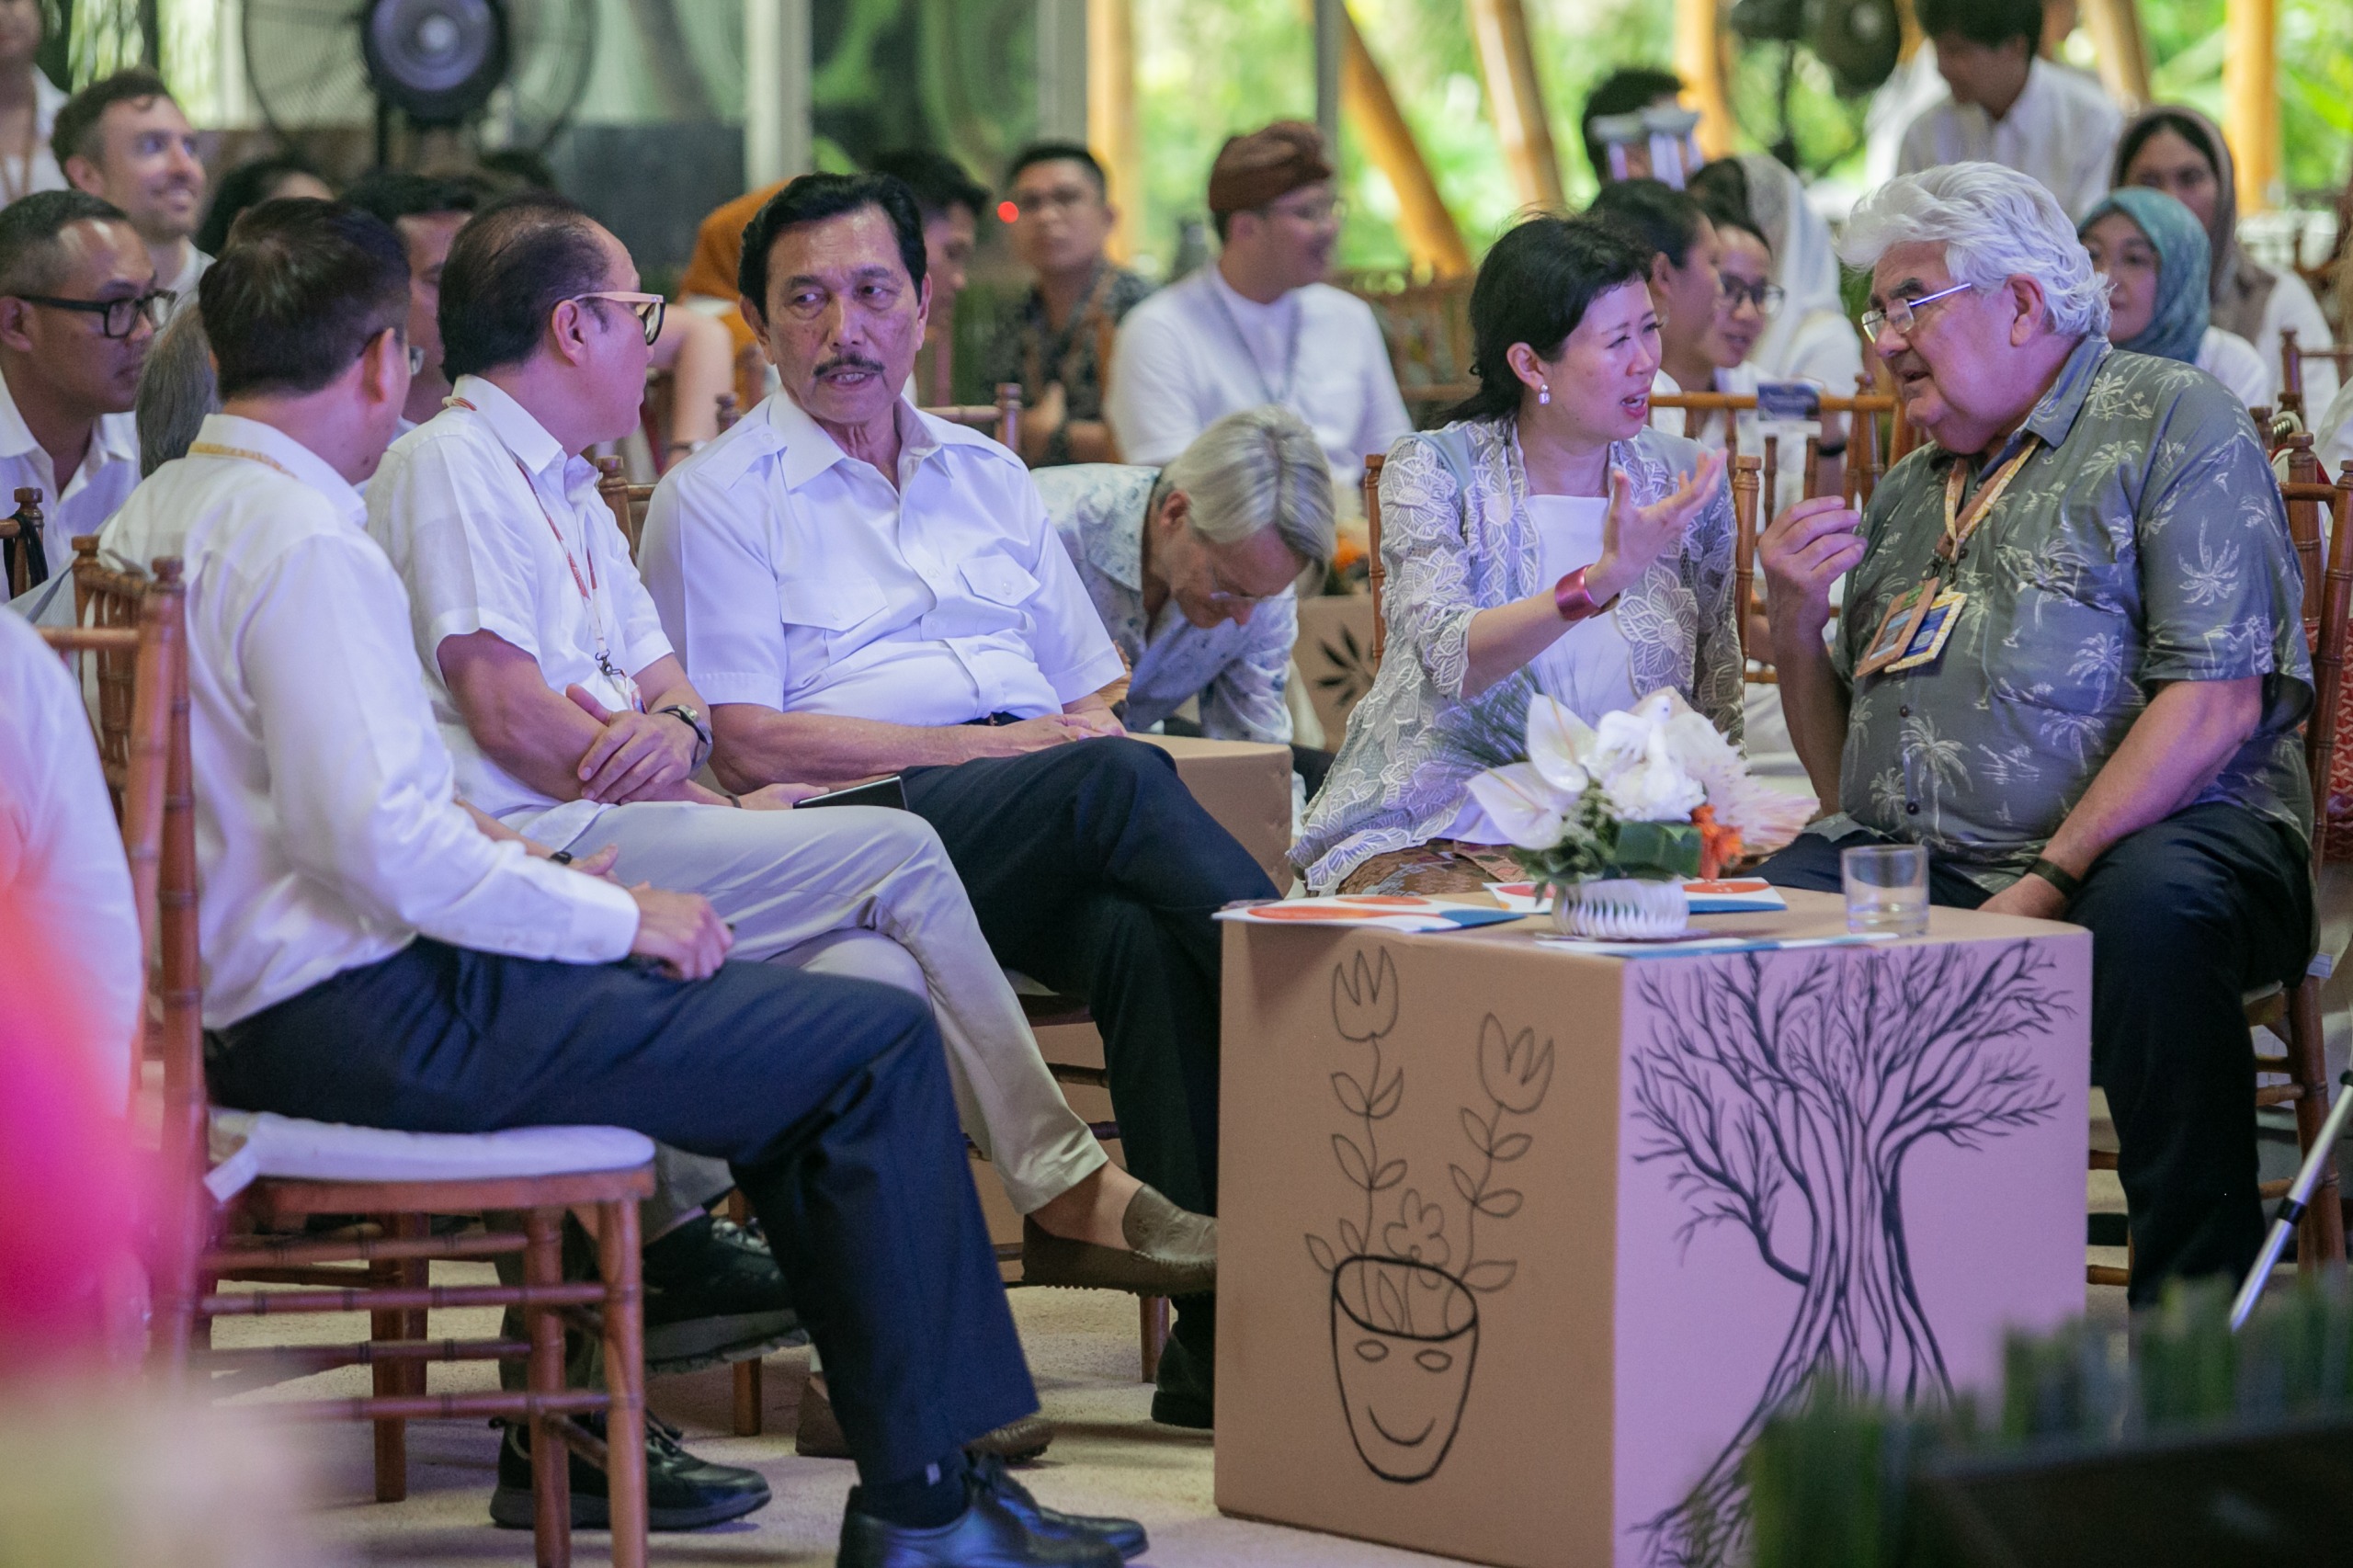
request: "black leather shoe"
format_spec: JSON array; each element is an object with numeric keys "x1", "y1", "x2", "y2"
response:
[
  {"x1": 1149, "y1": 1329, "x2": 1212, "y2": 1430},
  {"x1": 641, "y1": 1212, "x2": 807, "y2": 1375},
  {"x1": 967, "y1": 1453, "x2": 1147, "y2": 1560},
  {"x1": 837, "y1": 1460, "x2": 1129, "y2": 1567},
  {"x1": 488, "y1": 1413, "x2": 771, "y2": 1530}
]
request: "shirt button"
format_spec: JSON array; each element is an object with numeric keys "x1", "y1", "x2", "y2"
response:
[
  {"x1": 1906, "y1": 802, "x2": 1921, "y2": 815},
  {"x1": 1898, "y1": 705, "x2": 1912, "y2": 718}
]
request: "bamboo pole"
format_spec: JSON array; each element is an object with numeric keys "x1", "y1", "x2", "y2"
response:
[
  {"x1": 2222, "y1": 0, "x2": 2279, "y2": 212},
  {"x1": 2079, "y1": 0, "x2": 2153, "y2": 112},
  {"x1": 1086, "y1": 0, "x2": 1142, "y2": 263},
  {"x1": 1342, "y1": 6, "x2": 1472, "y2": 276},
  {"x1": 1465, "y1": 0, "x2": 1564, "y2": 212},
  {"x1": 1672, "y1": 0, "x2": 1736, "y2": 162}
]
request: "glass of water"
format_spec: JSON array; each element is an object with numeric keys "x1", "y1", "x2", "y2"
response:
[{"x1": 1842, "y1": 844, "x2": 1929, "y2": 937}]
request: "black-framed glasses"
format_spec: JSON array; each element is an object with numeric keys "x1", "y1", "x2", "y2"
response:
[
  {"x1": 407, "y1": 343, "x2": 426, "y2": 375},
  {"x1": 17, "y1": 289, "x2": 174, "y2": 338},
  {"x1": 569, "y1": 290, "x2": 665, "y2": 346},
  {"x1": 1721, "y1": 278, "x2": 1786, "y2": 317}
]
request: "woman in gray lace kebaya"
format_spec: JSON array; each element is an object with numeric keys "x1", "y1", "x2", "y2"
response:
[{"x1": 1294, "y1": 216, "x2": 1742, "y2": 893}]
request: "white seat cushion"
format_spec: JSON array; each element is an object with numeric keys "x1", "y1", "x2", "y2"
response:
[{"x1": 204, "y1": 1110, "x2": 654, "y2": 1202}]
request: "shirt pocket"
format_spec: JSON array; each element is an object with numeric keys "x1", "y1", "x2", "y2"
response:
[
  {"x1": 774, "y1": 574, "x2": 886, "y2": 691},
  {"x1": 959, "y1": 551, "x2": 1040, "y2": 608}
]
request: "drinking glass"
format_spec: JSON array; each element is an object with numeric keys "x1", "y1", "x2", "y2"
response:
[{"x1": 1842, "y1": 844, "x2": 1928, "y2": 937}]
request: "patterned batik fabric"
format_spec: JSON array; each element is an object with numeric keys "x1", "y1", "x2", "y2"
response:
[
  {"x1": 1813, "y1": 335, "x2": 2314, "y2": 893},
  {"x1": 979, "y1": 263, "x2": 1154, "y2": 467}
]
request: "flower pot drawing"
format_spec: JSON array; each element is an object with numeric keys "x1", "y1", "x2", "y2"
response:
[{"x1": 1330, "y1": 1256, "x2": 1480, "y2": 1483}]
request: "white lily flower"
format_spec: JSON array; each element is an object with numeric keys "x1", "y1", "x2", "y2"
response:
[
  {"x1": 1464, "y1": 762, "x2": 1575, "y2": 849},
  {"x1": 1525, "y1": 695, "x2": 1597, "y2": 797}
]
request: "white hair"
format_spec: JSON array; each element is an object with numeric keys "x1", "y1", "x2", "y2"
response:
[
  {"x1": 1837, "y1": 162, "x2": 2110, "y2": 338},
  {"x1": 1155, "y1": 404, "x2": 1336, "y2": 571}
]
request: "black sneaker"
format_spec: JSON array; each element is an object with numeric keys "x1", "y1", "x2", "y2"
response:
[
  {"x1": 488, "y1": 1413, "x2": 771, "y2": 1531},
  {"x1": 641, "y1": 1212, "x2": 808, "y2": 1375}
]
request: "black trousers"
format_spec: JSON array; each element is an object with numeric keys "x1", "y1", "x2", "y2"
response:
[
  {"x1": 210, "y1": 938, "x2": 1036, "y2": 1483},
  {"x1": 1759, "y1": 803, "x2": 2313, "y2": 1307},
  {"x1": 904, "y1": 737, "x2": 1279, "y2": 1361}
]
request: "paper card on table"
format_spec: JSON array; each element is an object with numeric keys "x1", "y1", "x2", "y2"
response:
[
  {"x1": 1216, "y1": 895, "x2": 1526, "y2": 933},
  {"x1": 1536, "y1": 931, "x2": 1899, "y2": 959},
  {"x1": 1484, "y1": 879, "x2": 1789, "y2": 915}
]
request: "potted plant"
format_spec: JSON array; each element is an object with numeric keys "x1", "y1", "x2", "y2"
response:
[{"x1": 1462, "y1": 689, "x2": 1811, "y2": 939}]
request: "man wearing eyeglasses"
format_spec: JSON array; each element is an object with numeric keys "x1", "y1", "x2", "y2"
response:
[
  {"x1": 1106, "y1": 120, "x2": 1406, "y2": 499},
  {"x1": 1757, "y1": 163, "x2": 2313, "y2": 1312},
  {"x1": 0, "y1": 188, "x2": 154, "y2": 601}
]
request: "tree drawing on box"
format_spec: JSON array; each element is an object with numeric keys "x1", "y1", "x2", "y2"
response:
[
  {"x1": 1305, "y1": 949, "x2": 1553, "y2": 1483},
  {"x1": 1630, "y1": 941, "x2": 2067, "y2": 1566}
]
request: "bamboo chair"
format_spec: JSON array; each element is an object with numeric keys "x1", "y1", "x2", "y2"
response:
[
  {"x1": 0, "y1": 484, "x2": 44, "y2": 597},
  {"x1": 596, "y1": 458, "x2": 654, "y2": 562},
  {"x1": 2276, "y1": 327, "x2": 2353, "y2": 423},
  {"x1": 637, "y1": 366, "x2": 676, "y2": 475},
  {"x1": 1364, "y1": 454, "x2": 1389, "y2": 671},
  {"x1": 2089, "y1": 443, "x2": 2353, "y2": 1290},
  {"x1": 1646, "y1": 382, "x2": 1913, "y2": 510},
  {"x1": 920, "y1": 382, "x2": 1023, "y2": 454},
  {"x1": 52, "y1": 546, "x2": 659, "y2": 1565}
]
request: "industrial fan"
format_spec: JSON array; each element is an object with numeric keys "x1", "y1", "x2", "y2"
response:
[
  {"x1": 241, "y1": 0, "x2": 597, "y2": 163},
  {"x1": 1729, "y1": 0, "x2": 1903, "y2": 171}
]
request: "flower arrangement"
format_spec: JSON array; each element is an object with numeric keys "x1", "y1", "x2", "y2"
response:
[{"x1": 1463, "y1": 689, "x2": 1813, "y2": 900}]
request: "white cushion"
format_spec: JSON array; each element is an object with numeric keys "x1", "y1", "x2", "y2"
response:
[{"x1": 204, "y1": 1110, "x2": 654, "y2": 1202}]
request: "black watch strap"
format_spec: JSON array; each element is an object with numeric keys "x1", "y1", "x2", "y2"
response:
[{"x1": 2025, "y1": 856, "x2": 2083, "y2": 902}]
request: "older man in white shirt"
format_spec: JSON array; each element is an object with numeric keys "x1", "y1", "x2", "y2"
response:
[
  {"x1": 97, "y1": 199, "x2": 1138, "y2": 1568},
  {"x1": 367, "y1": 194, "x2": 1209, "y2": 1321},
  {"x1": 1105, "y1": 120, "x2": 1408, "y2": 496},
  {"x1": 640, "y1": 172, "x2": 1279, "y2": 1433},
  {"x1": 0, "y1": 188, "x2": 153, "y2": 605},
  {"x1": 1894, "y1": 0, "x2": 2120, "y2": 219}
]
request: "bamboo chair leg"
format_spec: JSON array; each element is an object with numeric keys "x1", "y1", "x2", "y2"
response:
[
  {"x1": 726, "y1": 1189, "x2": 762, "y2": 1436},
  {"x1": 1139, "y1": 1295, "x2": 1169, "y2": 1383},
  {"x1": 600, "y1": 1198, "x2": 649, "y2": 1568},
  {"x1": 524, "y1": 1208, "x2": 572, "y2": 1568},
  {"x1": 2288, "y1": 980, "x2": 2347, "y2": 1268},
  {"x1": 369, "y1": 1216, "x2": 416, "y2": 1503}
]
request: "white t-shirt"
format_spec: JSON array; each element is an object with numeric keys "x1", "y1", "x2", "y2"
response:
[
  {"x1": 1895, "y1": 59, "x2": 2122, "y2": 220},
  {"x1": 366, "y1": 376, "x2": 673, "y2": 846},
  {"x1": 1105, "y1": 265, "x2": 1411, "y2": 491},
  {"x1": 2195, "y1": 326, "x2": 2274, "y2": 411},
  {"x1": 0, "y1": 603, "x2": 141, "y2": 1106},
  {"x1": 1445, "y1": 493, "x2": 1631, "y2": 845}
]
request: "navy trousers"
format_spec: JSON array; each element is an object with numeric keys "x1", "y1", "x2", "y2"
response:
[
  {"x1": 1759, "y1": 803, "x2": 2313, "y2": 1307},
  {"x1": 903, "y1": 736, "x2": 1279, "y2": 1366},
  {"x1": 210, "y1": 938, "x2": 1037, "y2": 1483}
]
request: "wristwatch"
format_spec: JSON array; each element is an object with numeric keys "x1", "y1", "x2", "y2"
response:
[{"x1": 656, "y1": 702, "x2": 712, "y2": 771}]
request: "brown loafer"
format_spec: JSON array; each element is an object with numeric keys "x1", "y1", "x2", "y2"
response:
[
  {"x1": 1021, "y1": 1184, "x2": 1216, "y2": 1297},
  {"x1": 796, "y1": 1371, "x2": 1053, "y2": 1464}
]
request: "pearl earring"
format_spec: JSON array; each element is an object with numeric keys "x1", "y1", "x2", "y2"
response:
[{"x1": 1538, "y1": 381, "x2": 1551, "y2": 406}]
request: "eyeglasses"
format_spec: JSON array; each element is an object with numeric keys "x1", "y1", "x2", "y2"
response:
[
  {"x1": 1261, "y1": 194, "x2": 1345, "y2": 227},
  {"x1": 1859, "y1": 281, "x2": 1975, "y2": 342},
  {"x1": 567, "y1": 290, "x2": 665, "y2": 346},
  {"x1": 17, "y1": 289, "x2": 174, "y2": 338},
  {"x1": 1720, "y1": 278, "x2": 1785, "y2": 317},
  {"x1": 407, "y1": 343, "x2": 426, "y2": 374},
  {"x1": 1009, "y1": 187, "x2": 1098, "y2": 219}
]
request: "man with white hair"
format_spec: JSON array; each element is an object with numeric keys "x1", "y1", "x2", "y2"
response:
[
  {"x1": 1758, "y1": 163, "x2": 2313, "y2": 1308},
  {"x1": 1034, "y1": 404, "x2": 1335, "y2": 779}
]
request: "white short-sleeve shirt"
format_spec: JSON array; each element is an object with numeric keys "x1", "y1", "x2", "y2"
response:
[
  {"x1": 1895, "y1": 59, "x2": 2123, "y2": 220},
  {"x1": 639, "y1": 392, "x2": 1125, "y2": 727},
  {"x1": 367, "y1": 376, "x2": 674, "y2": 840}
]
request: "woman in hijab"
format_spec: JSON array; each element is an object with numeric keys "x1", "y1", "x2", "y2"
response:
[
  {"x1": 2078, "y1": 186, "x2": 2272, "y2": 409},
  {"x1": 2114, "y1": 105, "x2": 2336, "y2": 411}
]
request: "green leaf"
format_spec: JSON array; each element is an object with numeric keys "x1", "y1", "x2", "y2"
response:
[{"x1": 1607, "y1": 821, "x2": 1703, "y2": 880}]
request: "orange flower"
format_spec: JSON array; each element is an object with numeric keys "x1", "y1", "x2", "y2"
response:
[{"x1": 1693, "y1": 803, "x2": 1745, "y2": 881}]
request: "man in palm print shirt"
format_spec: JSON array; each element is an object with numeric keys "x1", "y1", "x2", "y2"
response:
[{"x1": 1758, "y1": 164, "x2": 2313, "y2": 1308}]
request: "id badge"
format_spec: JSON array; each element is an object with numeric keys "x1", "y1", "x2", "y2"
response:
[
  {"x1": 1857, "y1": 582, "x2": 1935, "y2": 678},
  {"x1": 1883, "y1": 590, "x2": 1966, "y2": 673}
]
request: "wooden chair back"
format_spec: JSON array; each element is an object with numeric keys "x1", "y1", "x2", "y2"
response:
[
  {"x1": 1646, "y1": 382, "x2": 1910, "y2": 508},
  {"x1": 2277, "y1": 327, "x2": 2353, "y2": 421},
  {"x1": 0, "y1": 485, "x2": 46, "y2": 597},
  {"x1": 1364, "y1": 452, "x2": 1388, "y2": 670},
  {"x1": 733, "y1": 341, "x2": 768, "y2": 417},
  {"x1": 2280, "y1": 439, "x2": 2353, "y2": 878},
  {"x1": 716, "y1": 391, "x2": 741, "y2": 432},
  {"x1": 920, "y1": 382, "x2": 1023, "y2": 453},
  {"x1": 596, "y1": 456, "x2": 655, "y2": 560},
  {"x1": 1730, "y1": 454, "x2": 1765, "y2": 668}
]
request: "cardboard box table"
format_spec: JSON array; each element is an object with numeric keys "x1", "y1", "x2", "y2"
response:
[{"x1": 1216, "y1": 890, "x2": 2090, "y2": 1567}]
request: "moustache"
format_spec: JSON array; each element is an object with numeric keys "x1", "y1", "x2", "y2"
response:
[{"x1": 814, "y1": 355, "x2": 886, "y2": 379}]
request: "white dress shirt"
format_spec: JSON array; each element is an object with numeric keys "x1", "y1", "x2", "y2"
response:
[
  {"x1": 0, "y1": 604, "x2": 141, "y2": 1105},
  {"x1": 3, "y1": 70, "x2": 68, "y2": 201},
  {"x1": 367, "y1": 376, "x2": 672, "y2": 846},
  {"x1": 0, "y1": 358, "x2": 141, "y2": 573},
  {"x1": 641, "y1": 393, "x2": 1123, "y2": 726},
  {"x1": 1895, "y1": 59, "x2": 2122, "y2": 219},
  {"x1": 97, "y1": 414, "x2": 638, "y2": 1028},
  {"x1": 1105, "y1": 266, "x2": 1411, "y2": 492},
  {"x1": 2194, "y1": 326, "x2": 2274, "y2": 411}
]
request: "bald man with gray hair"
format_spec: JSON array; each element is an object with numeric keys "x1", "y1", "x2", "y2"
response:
[
  {"x1": 1035, "y1": 403, "x2": 1335, "y2": 775},
  {"x1": 1756, "y1": 162, "x2": 2315, "y2": 1308}
]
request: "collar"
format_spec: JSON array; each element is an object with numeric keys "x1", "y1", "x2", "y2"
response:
[
  {"x1": 762, "y1": 388, "x2": 983, "y2": 490},
  {"x1": 190, "y1": 412, "x2": 367, "y2": 525},
  {"x1": 1205, "y1": 263, "x2": 1298, "y2": 321},
  {"x1": 0, "y1": 360, "x2": 142, "y2": 471},
  {"x1": 447, "y1": 373, "x2": 572, "y2": 482},
  {"x1": 1084, "y1": 466, "x2": 1160, "y2": 594}
]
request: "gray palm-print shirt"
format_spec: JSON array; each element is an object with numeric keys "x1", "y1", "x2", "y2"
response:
[
  {"x1": 1811, "y1": 335, "x2": 2313, "y2": 892},
  {"x1": 1294, "y1": 415, "x2": 1743, "y2": 892}
]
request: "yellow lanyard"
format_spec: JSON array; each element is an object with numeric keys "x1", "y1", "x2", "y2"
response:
[
  {"x1": 188, "y1": 440, "x2": 294, "y2": 477},
  {"x1": 1936, "y1": 436, "x2": 2040, "y2": 570}
]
